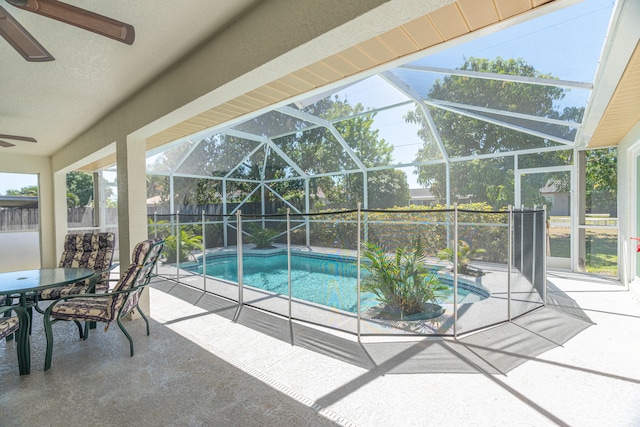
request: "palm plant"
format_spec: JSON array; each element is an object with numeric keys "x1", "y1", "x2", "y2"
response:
[
  {"x1": 362, "y1": 238, "x2": 447, "y2": 317},
  {"x1": 437, "y1": 240, "x2": 486, "y2": 275},
  {"x1": 147, "y1": 217, "x2": 170, "y2": 238},
  {"x1": 246, "y1": 223, "x2": 278, "y2": 249},
  {"x1": 163, "y1": 229, "x2": 203, "y2": 263}
]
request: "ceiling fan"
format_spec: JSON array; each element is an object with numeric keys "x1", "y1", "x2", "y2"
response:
[
  {"x1": 0, "y1": 134, "x2": 37, "y2": 148},
  {"x1": 0, "y1": 0, "x2": 134, "y2": 62}
]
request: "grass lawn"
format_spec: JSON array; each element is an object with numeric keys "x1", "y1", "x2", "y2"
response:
[{"x1": 549, "y1": 227, "x2": 618, "y2": 276}]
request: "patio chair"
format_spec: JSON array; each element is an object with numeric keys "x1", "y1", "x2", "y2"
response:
[
  {"x1": 0, "y1": 304, "x2": 31, "y2": 375},
  {"x1": 36, "y1": 232, "x2": 117, "y2": 306},
  {"x1": 2, "y1": 295, "x2": 22, "y2": 339},
  {"x1": 43, "y1": 238, "x2": 164, "y2": 371}
]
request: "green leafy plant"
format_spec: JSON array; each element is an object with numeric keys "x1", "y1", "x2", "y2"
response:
[
  {"x1": 362, "y1": 238, "x2": 448, "y2": 317},
  {"x1": 147, "y1": 217, "x2": 170, "y2": 238},
  {"x1": 437, "y1": 240, "x2": 486, "y2": 275},
  {"x1": 246, "y1": 223, "x2": 278, "y2": 249},
  {"x1": 163, "y1": 229, "x2": 203, "y2": 263}
]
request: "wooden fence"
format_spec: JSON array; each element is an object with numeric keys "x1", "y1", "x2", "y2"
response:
[
  {"x1": 0, "y1": 208, "x2": 39, "y2": 230},
  {"x1": 0, "y1": 207, "x2": 120, "y2": 231}
]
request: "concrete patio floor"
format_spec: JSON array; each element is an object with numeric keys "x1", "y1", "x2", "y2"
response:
[{"x1": 1, "y1": 270, "x2": 640, "y2": 426}]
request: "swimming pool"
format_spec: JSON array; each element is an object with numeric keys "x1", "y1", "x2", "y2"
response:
[{"x1": 184, "y1": 251, "x2": 489, "y2": 313}]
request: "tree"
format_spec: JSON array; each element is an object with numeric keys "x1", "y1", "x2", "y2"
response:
[
  {"x1": 348, "y1": 169, "x2": 411, "y2": 208},
  {"x1": 586, "y1": 147, "x2": 617, "y2": 215},
  {"x1": 147, "y1": 174, "x2": 168, "y2": 200},
  {"x1": 66, "y1": 171, "x2": 94, "y2": 207},
  {"x1": 276, "y1": 96, "x2": 409, "y2": 208},
  {"x1": 148, "y1": 96, "x2": 409, "y2": 210},
  {"x1": 148, "y1": 134, "x2": 265, "y2": 206},
  {"x1": 406, "y1": 57, "x2": 581, "y2": 208},
  {"x1": 6, "y1": 172, "x2": 115, "y2": 208},
  {"x1": 6, "y1": 185, "x2": 38, "y2": 196}
]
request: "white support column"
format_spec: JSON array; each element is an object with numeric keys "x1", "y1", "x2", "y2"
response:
[
  {"x1": 223, "y1": 179, "x2": 228, "y2": 247},
  {"x1": 98, "y1": 172, "x2": 108, "y2": 232},
  {"x1": 445, "y1": 162, "x2": 451, "y2": 207},
  {"x1": 571, "y1": 147, "x2": 580, "y2": 271},
  {"x1": 117, "y1": 136, "x2": 149, "y2": 316},
  {"x1": 261, "y1": 183, "x2": 266, "y2": 228},
  {"x1": 577, "y1": 150, "x2": 586, "y2": 272},
  {"x1": 51, "y1": 170, "x2": 68, "y2": 266},
  {"x1": 363, "y1": 170, "x2": 368, "y2": 209},
  {"x1": 93, "y1": 172, "x2": 101, "y2": 229},
  {"x1": 514, "y1": 155, "x2": 520, "y2": 207},
  {"x1": 305, "y1": 177, "x2": 310, "y2": 247}
]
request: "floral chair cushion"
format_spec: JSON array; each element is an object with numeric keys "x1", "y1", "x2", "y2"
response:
[
  {"x1": 112, "y1": 238, "x2": 164, "y2": 318},
  {"x1": 48, "y1": 296, "x2": 111, "y2": 322},
  {"x1": 0, "y1": 316, "x2": 19, "y2": 339},
  {"x1": 50, "y1": 238, "x2": 164, "y2": 325},
  {"x1": 39, "y1": 232, "x2": 115, "y2": 300},
  {"x1": 0, "y1": 304, "x2": 30, "y2": 375}
]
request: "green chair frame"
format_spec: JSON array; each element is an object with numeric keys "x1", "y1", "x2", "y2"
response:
[{"x1": 0, "y1": 304, "x2": 31, "y2": 375}]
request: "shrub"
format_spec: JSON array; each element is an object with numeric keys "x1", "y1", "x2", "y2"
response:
[
  {"x1": 437, "y1": 240, "x2": 486, "y2": 275},
  {"x1": 304, "y1": 203, "x2": 509, "y2": 263},
  {"x1": 163, "y1": 229, "x2": 203, "y2": 263}
]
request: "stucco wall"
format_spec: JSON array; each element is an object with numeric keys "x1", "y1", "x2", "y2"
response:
[
  {"x1": 0, "y1": 231, "x2": 40, "y2": 272},
  {"x1": 617, "y1": 122, "x2": 640, "y2": 289}
]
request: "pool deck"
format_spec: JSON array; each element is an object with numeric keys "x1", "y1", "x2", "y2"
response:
[
  {"x1": 147, "y1": 268, "x2": 640, "y2": 426},
  {"x1": 2, "y1": 267, "x2": 640, "y2": 426},
  {"x1": 151, "y1": 248, "x2": 640, "y2": 425}
]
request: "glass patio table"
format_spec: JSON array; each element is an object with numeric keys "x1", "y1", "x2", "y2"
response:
[{"x1": 0, "y1": 267, "x2": 97, "y2": 309}]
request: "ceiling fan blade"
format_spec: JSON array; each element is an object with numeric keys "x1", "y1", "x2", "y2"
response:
[
  {"x1": 0, "y1": 140, "x2": 17, "y2": 148},
  {"x1": 6, "y1": 0, "x2": 135, "y2": 45},
  {"x1": 0, "y1": 6, "x2": 54, "y2": 61},
  {"x1": 0, "y1": 134, "x2": 37, "y2": 143}
]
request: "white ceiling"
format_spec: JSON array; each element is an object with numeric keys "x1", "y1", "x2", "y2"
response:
[{"x1": 0, "y1": 0, "x2": 260, "y2": 156}]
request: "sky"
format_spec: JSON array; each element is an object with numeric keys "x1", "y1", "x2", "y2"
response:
[
  {"x1": 412, "y1": 0, "x2": 614, "y2": 82},
  {"x1": 0, "y1": 172, "x2": 38, "y2": 196}
]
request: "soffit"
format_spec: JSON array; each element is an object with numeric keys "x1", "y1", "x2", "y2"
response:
[
  {"x1": 588, "y1": 41, "x2": 640, "y2": 149},
  {"x1": 143, "y1": 0, "x2": 556, "y2": 153}
]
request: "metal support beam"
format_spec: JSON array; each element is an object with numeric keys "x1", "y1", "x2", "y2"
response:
[{"x1": 399, "y1": 64, "x2": 593, "y2": 90}]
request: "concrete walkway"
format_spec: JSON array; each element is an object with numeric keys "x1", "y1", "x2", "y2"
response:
[{"x1": 150, "y1": 271, "x2": 640, "y2": 426}]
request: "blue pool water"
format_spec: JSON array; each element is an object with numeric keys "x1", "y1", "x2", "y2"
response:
[{"x1": 185, "y1": 252, "x2": 487, "y2": 313}]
